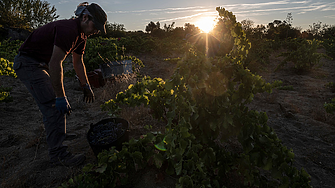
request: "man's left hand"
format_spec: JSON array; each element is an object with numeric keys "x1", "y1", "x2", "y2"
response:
[{"x1": 83, "y1": 83, "x2": 95, "y2": 103}]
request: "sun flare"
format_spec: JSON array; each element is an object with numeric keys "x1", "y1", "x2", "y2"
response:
[{"x1": 196, "y1": 17, "x2": 216, "y2": 33}]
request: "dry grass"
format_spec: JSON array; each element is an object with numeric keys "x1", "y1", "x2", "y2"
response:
[{"x1": 95, "y1": 73, "x2": 138, "y2": 103}]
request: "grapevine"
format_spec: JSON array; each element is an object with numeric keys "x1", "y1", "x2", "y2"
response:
[
  {"x1": 0, "y1": 38, "x2": 20, "y2": 103},
  {"x1": 0, "y1": 86, "x2": 13, "y2": 103},
  {"x1": 276, "y1": 38, "x2": 332, "y2": 72},
  {"x1": 0, "y1": 58, "x2": 17, "y2": 78},
  {"x1": 322, "y1": 33, "x2": 335, "y2": 58},
  {"x1": 84, "y1": 36, "x2": 144, "y2": 72},
  {"x1": 0, "y1": 58, "x2": 16, "y2": 103},
  {"x1": 0, "y1": 38, "x2": 23, "y2": 61},
  {"x1": 324, "y1": 98, "x2": 335, "y2": 114},
  {"x1": 62, "y1": 7, "x2": 311, "y2": 188}
]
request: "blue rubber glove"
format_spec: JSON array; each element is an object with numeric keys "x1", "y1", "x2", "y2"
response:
[{"x1": 55, "y1": 97, "x2": 72, "y2": 115}]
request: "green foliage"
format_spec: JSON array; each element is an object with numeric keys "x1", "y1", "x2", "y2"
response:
[
  {"x1": 145, "y1": 21, "x2": 179, "y2": 38},
  {"x1": 110, "y1": 23, "x2": 199, "y2": 57},
  {"x1": 245, "y1": 39, "x2": 277, "y2": 73},
  {"x1": 125, "y1": 22, "x2": 199, "y2": 56},
  {"x1": 321, "y1": 25, "x2": 335, "y2": 39},
  {"x1": 265, "y1": 18, "x2": 301, "y2": 40},
  {"x1": 164, "y1": 57, "x2": 182, "y2": 64},
  {"x1": 0, "y1": 38, "x2": 23, "y2": 62},
  {"x1": 155, "y1": 36, "x2": 191, "y2": 57},
  {"x1": 322, "y1": 35, "x2": 335, "y2": 58},
  {"x1": 118, "y1": 34, "x2": 157, "y2": 55},
  {"x1": 84, "y1": 37, "x2": 119, "y2": 71},
  {"x1": 105, "y1": 21, "x2": 126, "y2": 38},
  {"x1": 0, "y1": 39, "x2": 19, "y2": 103},
  {"x1": 0, "y1": 0, "x2": 59, "y2": 30},
  {"x1": 276, "y1": 38, "x2": 332, "y2": 72},
  {"x1": 307, "y1": 21, "x2": 324, "y2": 38},
  {"x1": 325, "y1": 82, "x2": 335, "y2": 91},
  {"x1": 84, "y1": 37, "x2": 144, "y2": 72},
  {"x1": 145, "y1": 21, "x2": 163, "y2": 37},
  {"x1": 0, "y1": 55, "x2": 15, "y2": 104},
  {"x1": 0, "y1": 58, "x2": 16, "y2": 78},
  {"x1": 277, "y1": 85, "x2": 294, "y2": 91},
  {"x1": 324, "y1": 98, "x2": 335, "y2": 114},
  {"x1": 117, "y1": 33, "x2": 189, "y2": 57},
  {"x1": 62, "y1": 7, "x2": 311, "y2": 188},
  {"x1": 0, "y1": 86, "x2": 13, "y2": 103},
  {"x1": 63, "y1": 69, "x2": 76, "y2": 78},
  {"x1": 60, "y1": 132, "x2": 165, "y2": 188},
  {"x1": 324, "y1": 82, "x2": 335, "y2": 113},
  {"x1": 145, "y1": 21, "x2": 159, "y2": 33}
]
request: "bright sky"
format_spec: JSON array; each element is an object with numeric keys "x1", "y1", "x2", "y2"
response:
[{"x1": 48, "y1": 0, "x2": 335, "y2": 32}]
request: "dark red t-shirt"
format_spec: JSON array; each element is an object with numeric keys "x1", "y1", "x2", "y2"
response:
[{"x1": 19, "y1": 18, "x2": 86, "y2": 63}]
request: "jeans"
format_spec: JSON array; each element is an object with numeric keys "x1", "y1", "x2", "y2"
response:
[{"x1": 14, "y1": 52, "x2": 69, "y2": 161}]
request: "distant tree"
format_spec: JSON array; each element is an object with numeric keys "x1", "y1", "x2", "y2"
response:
[
  {"x1": 284, "y1": 13, "x2": 293, "y2": 38},
  {"x1": 0, "y1": 0, "x2": 59, "y2": 30},
  {"x1": 240, "y1": 19, "x2": 266, "y2": 40},
  {"x1": 145, "y1": 21, "x2": 167, "y2": 37},
  {"x1": 273, "y1": 20, "x2": 282, "y2": 26},
  {"x1": 106, "y1": 21, "x2": 126, "y2": 38},
  {"x1": 163, "y1": 22, "x2": 175, "y2": 32},
  {"x1": 321, "y1": 25, "x2": 335, "y2": 57},
  {"x1": 241, "y1": 19, "x2": 255, "y2": 38},
  {"x1": 241, "y1": 19, "x2": 254, "y2": 30},
  {"x1": 285, "y1": 13, "x2": 293, "y2": 26},
  {"x1": 321, "y1": 25, "x2": 335, "y2": 39},
  {"x1": 266, "y1": 17, "x2": 300, "y2": 40},
  {"x1": 252, "y1": 24, "x2": 267, "y2": 39},
  {"x1": 0, "y1": 0, "x2": 28, "y2": 29},
  {"x1": 145, "y1": 21, "x2": 160, "y2": 33},
  {"x1": 171, "y1": 26, "x2": 185, "y2": 39},
  {"x1": 307, "y1": 21, "x2": 322, "y2": 37},
  {"x1": 184, "y1": 23, "x2": 200, "y2": 36},
  {"x1": 301, "y1": 31, "x2": 313, "y2": 39}
]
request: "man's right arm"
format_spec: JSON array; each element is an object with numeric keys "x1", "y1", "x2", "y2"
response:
[{"x1": 49, "y1": 45, "x2": 67, "y2": 98}]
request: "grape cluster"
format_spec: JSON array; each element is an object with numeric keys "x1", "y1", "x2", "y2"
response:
[{"x1": 88, "y1": 121, "x2": 125, "y2": 145}]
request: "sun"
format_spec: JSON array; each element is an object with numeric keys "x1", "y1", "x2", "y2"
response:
[{"x1": 196, "y1": 17, "x2": 216, "y2": 33}]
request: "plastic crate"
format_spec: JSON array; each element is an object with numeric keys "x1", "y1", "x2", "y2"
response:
[
  {"x1": 76, "y1": 69, "x2": 105, "y2": 88},
  {"x1": 87, "y1": 70, "x2": 105, "y2": 88}
]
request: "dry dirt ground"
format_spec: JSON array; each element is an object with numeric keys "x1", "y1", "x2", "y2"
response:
[{"x1": 1, "y1": 50, "x2": 335, "y2": 188}]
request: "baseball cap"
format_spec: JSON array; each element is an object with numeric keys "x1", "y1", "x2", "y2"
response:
[{"x1": 87, "y1": 3, "x2": 107, "y2": 34}]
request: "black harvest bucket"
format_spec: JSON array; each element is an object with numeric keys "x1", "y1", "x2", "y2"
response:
[{"x1": 87, "y1": 118, "x2": 130, "y2": 157}]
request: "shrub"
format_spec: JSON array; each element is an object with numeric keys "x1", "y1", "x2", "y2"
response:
[
  {"x1": 276, "y1": 38, "x2": 332, "y2": 72},
  {"x1": 0, "y1": 58, "x2": 16, "y2": 78},
  {"x1": 0, "y1": 38, "x2": 22, "y2": 62},
  {"x1": 322, "y1": 35, "x2": 335, "y2": 58},
  {"x1": 83, "y1": 37, "x2": 144, "y2": 72},
  {"x1": 0, "y1": 86, "x2": 13, "y2": 103},
  {"x1": 0, "y1": 58, "x2": 16, "y2": 103}
]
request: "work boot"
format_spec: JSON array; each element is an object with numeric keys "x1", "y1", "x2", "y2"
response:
[{"x1": 50, "y1": 153, "x2": 86, "y2": 167}]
